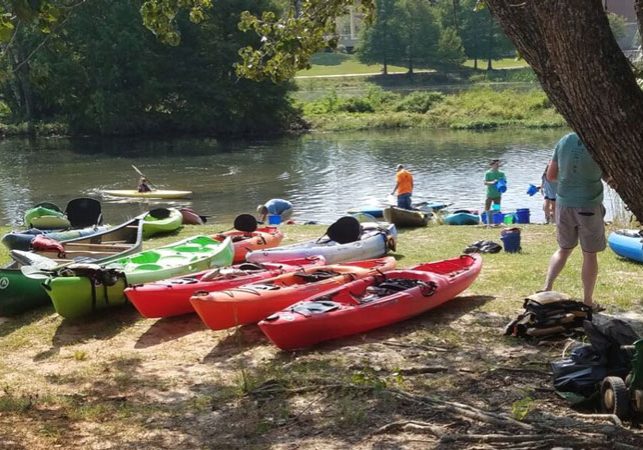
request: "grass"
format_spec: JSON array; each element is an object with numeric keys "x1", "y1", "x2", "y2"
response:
[
  {"x1": 296, "y1": 52, "x2": 529, "y2": 77},
  {"x1": 0, "y1": 221, "x2": 640, "y2": 447}
]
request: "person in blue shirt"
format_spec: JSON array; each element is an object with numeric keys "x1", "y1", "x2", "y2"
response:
[
  {"x1": 257, "y1": 199, "x2": 293, "y2": 223},
  {"x1": 540, "y1": 163, "x2": 558, "y2": 224},
  {"x1": 542, "y1": 132, "x2": 606, "y2": 312}
]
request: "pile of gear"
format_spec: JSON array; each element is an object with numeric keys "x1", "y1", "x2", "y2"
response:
[
  {"x1": 504, "y1": 291, "x2": 592, "y2": 339},
  {"x1": 463, "y1": 240, "x2": 502, "y2": 254}
]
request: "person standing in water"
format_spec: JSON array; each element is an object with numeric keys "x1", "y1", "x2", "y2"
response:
[
  {"x1": 540, "y1": 162, "x2": 558, "y2": 224},
  {"x1": 483, "y1": 159, "x2": 506, "y2": 224},
  {"x1": 391, "y1": 164, "x2": 414, "y2": 210}
]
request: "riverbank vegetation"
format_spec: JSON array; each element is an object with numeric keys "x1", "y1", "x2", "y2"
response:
[
  {"x1": 0, "y1": 222, "x2": 640, "y2": 447},
  {"x1": 297, "y1": 84, "x2": 565, "y2": 131}
]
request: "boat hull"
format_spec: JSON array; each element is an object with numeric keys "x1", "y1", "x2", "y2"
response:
[
  {"x1": 383, "y1": 206, "x2": 430, "y2": 228},
  {"x1": 246, "y1": 223, "x2": 397, "y2": 265},
  {"x1": 43, "y1": 235, "x2": 234, "y2": 319},
  {"x1": 0, "y1": 264, "x2": 51, "y2": 315},
  {"x1": 142, "y1": 208, "x2": 183, "y2": 238},
  {"x1": 259, "y1": 254, "x2": 482, "y2": 350},
  {"x1": 190, "y1": 257, "x2": 396, "y2": 330},
  {"x1": 214, "y1": 226, "x2": 284, "y2": 263},
  {"x1": 444, "y1": 212, "x2": 481, "y2": 225},
  {"x1": 102, "y1": 189, "x2": 193, "y2": 199},
  {"x1": 125, "y1": 256, "x2": 325, "y2": 318},
  {"x1": 608, "y1": 229, "x2": 643, "y2": 263}
]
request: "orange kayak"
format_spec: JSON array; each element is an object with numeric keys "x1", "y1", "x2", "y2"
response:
[
  {"x1": 190, "y1": 256, "x2": 397, "y2": 330},
  {"x1": 212, "y1": 226, "x2": 284, "y2": 263}
]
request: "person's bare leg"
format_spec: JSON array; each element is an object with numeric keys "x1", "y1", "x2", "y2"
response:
[
  {"x1": 543, "y1": 247, "x2": 573, "y2": 291},
  {"x1": 581, "y1": 251, "x2": 599, "y2": 306},
  {"x1": 550, "y1": 201, "x2": 556, "y2": 223}
]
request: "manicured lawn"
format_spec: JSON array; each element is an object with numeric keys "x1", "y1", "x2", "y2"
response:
[{"x1": 296, "y1": 53, "x2": 529, "y2": 77}]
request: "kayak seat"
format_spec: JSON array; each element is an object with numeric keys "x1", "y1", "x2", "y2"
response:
[
  {"x1": 326, "y1": 216, "x2": 361, "y2": 244},
  {"x1": 234, "y1": 214, "x2": 258, "y2": 233},
  {"x1": 293, "y1": 270, "x2": 339, "y2": 282},
  {"x1": 238, "y1": 263, "x2": 265, "y2": 271},
  {"x1": 65, "y1": 197, "x2": 102, "y2": 228},
  {"x1": 292, "y1": 300, "x2": 341, "y2": 316}
]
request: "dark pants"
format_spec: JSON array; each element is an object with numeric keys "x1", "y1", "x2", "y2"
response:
[{"x1": 397, "y1": 193, "x2": 412, "y2": 210}]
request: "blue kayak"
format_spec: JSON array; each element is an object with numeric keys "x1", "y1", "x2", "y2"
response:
[
  {"x1": 608, "y1": 229, "x2": 643, "y2": 263},
  {"x1": 444, "y1": 211, "x2": 481, "y2": 226}
]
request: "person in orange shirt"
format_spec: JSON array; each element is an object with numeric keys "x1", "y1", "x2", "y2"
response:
[{"x1": 391, "y1": 164, "x2": 414, "y2": 210}]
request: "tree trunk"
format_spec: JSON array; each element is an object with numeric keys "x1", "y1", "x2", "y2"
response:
[
  {"x1": 474, "y1": 57, "x2": 478, "y2": 69},
  {"x1": 485, "y1": 0, "x2": 643, "y2": 221},
  {"x1": 486, "y1": 58, "x2": 492, "y2": 70},
  {"x1": 383, "y1": 62, "x2": 388, "y2": 75}
]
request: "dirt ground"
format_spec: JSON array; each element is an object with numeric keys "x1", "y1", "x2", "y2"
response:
[{"x1": 0, "y1": 294, "x2": 641, "y2": 449}]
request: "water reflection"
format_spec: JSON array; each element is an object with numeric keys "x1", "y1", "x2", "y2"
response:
[{"x1": 0, "y1": 128, "x2": 618, "y2": 227}]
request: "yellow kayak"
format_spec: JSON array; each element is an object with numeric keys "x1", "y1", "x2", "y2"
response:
[{"x1": 102, "y1": 189, "x2": 192, "y2": 199}]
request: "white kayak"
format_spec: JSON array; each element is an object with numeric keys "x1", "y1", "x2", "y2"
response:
[
  {"x1": 246, "y1": 222, "x2": 397, "y2": 265},
  {"x1": 102, "y1": 189, "x2": 193, "y2": 199}
]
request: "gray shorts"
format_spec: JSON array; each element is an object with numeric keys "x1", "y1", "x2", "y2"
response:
[{"x1": 556, "y1": 204, "x2": 606, "y2": 253}]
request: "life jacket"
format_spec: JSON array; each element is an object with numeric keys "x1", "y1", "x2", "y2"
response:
[
  {"x1": 504, "y1": 291, "x2": 592, "y2": 339},
  {"x1": 31, "y1": 235, "x2": 65, "y2": 257}
]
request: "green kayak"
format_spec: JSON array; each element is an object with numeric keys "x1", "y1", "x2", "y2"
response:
[
  {"x1": 0, "y1": 263, "x2": 53, "y2": 315},
  {"x1": 42, "y1": 235, "x2": 234, "y2": 319},
  {"x1": 0, "y1": 216, "x2": 145, "y2": 316},
  {"x1": 24, "y1": 205, "x2": 70, "y2": 229},
  {"x1": 142, "y1": 208, "x2": 183, "y2": 238}
]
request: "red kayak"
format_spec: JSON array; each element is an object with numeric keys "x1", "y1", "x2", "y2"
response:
[
  {"x1": 213, "y1": 226, "x2": 284, "y2": 264},
  {"x1": 190, "y1": 256, "x2": 397, "y2": 330},
  {"x1": 259, "y1": 254, "x2": 482, "y2": 350},
  {"x1": 125, "y1": 256, "x2": 325, "y2": 318}
]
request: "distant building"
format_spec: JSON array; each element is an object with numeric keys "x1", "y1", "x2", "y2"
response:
[{"x1": 336, "y1": 6, "x2": 364, "y2": 52}]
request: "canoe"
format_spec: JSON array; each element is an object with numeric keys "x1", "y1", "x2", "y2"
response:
[
  {"x1": 12, "y1": 215, "x2": 144, "y2": 266},
  {"x1": 246, "y1": 222, "x2": 397, "y2": 265},
  {"x1": 383, "y1": 206, "x2": 430, "y2": 228},
  {"x1": 0, "y1": 216, "x2": 145, "y2": 316},
  {"x1": 608, "y1": 229, "x2": 643, "y2": 263},
  {"x1": 142, "y1": 208, "x2": 183, "y2": 238},
  {"x1": 125, "y1": 256, "x2": 326, "y2": 318},
  {"x1": 259, "y1": 254, "x2": 483, "y2": 350},
  {"x1": 444, "y1": 211, "x2": 481, "y2": 226},
  {"x1": 24, "y1": 205, "x2": 70, "y2": 229},
  {"x1": 190, "y1": 256, "x2": 397, "y2": 330},
  {"x1": 41, "y1": 235, "x2": 234, "y2": 319},
  {"x1": 348, "y1": 202, "x2": 449, "y2": 219},
  {"x1": 102, "y1": 189, "x2": 192, "y2": 199},
  {"x1": 212, "y1": 226, "x2": 284, "y2": 264},
  {"x1": 2, "y1": 225, "x2": 111, "y2": 251}
]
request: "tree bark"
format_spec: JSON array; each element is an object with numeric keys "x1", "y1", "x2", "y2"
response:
[{"x1": 485, "y1": 0, "x2": 643, "y2": 221}]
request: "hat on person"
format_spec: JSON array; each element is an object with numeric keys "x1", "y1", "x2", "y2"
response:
[
  {"x1": 396, "y1": 164, "x2": 404, "y2": 170},
  {"x1": 257, "y1": 205, "x2": 268, "y2": 214}
]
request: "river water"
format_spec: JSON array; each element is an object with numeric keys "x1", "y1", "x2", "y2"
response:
[{"x1": 0, "y1": 128, "x2": 621, "y2": 227}]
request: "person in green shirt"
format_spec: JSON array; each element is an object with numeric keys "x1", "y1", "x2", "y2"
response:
[
  {"x1": 483, "y1": 159, "x2": 506, "y2": 224},
  {"x1": 542, "y1": 132, "x2": 606, "y2": 312}
]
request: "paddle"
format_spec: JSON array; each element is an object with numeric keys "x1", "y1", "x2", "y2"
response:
[{"x1": 131, "y1": 164, "x2": 158, "y2": 190}]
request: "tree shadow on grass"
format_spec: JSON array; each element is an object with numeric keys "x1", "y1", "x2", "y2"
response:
[
  {"x1": 134, "y1": 314, "x2": 206, "y2": 349},
  {"x1": 202, "y1": 325, "x2": 269, "y2": 363},
  {"x1": 33, "y1": 304, "x2": 140, "y2": 361},
  {"x1": 0, "y1": 306, "x2": 55, "y2": 339}
]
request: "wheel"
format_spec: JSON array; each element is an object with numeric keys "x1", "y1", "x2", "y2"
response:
[{"x1": 601, "y1": 376, "x2": 630, "y2": 419}]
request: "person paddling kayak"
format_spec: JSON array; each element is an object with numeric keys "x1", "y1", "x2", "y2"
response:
[{"x1": 138, "y1": 177, "x2": 152, "y2": 193}]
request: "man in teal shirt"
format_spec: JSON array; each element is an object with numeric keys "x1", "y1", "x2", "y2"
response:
[
  {"x1": 483, "y1": 159, "x2": 506, "y2": 224},
  {"x1": 542, "y1": 132, "x2": 606, "y2": 312}
]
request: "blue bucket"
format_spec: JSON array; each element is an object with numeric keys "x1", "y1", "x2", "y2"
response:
[
  {"x1": 515, "y1": 208, "x2": 530, "y2": 224},
  {"x1": 492, "y1": 212, "x2": 504, "y2": 225},
  {"x1": 496, "y1": 178, "x2": 507, "y2": 193},
  {"x1": 526, "y1": 184, "x2": 539, "y2": 196},
  {"x1": 501, "y1": 228, "x2": 521, "y2": 253},
  {"x1": 268, "y1": 214, "x2": 282, "y2": 225}
]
